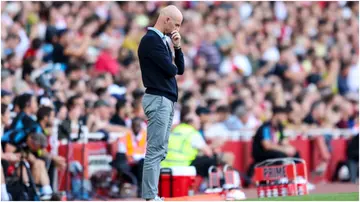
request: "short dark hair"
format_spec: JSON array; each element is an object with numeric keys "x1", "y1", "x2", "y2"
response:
[
  {"x1": 230, "y1": 99, "x2": 244, "y2": 114},
  {"x1": 132, "y1": 117, "x2": 143, "y2": 125},
  {"x1": 95, "y1": 87, "x2": 107, "y2": 97},
  {"x1": 180, "y1": 105, "x2": 191, "y2": 122},
  {"x1": 17, "y1": 93, "x2": 33, "y2": 111},
  {"x1": 31, "y1": 38, "x2": 42, "y2": 50},
  {"x1": 115, "y1": 99, "x2": 127, "y2": 113},
  {"x1": 65, "y1": 62, "x2": 82, "y2": 76},
  {"x1": 69, "y1": 80, "x2": 80, "y2": 90},
  {"x1": 216, "y1": 105, "x2": 229, "y2": 113},
  {"x1": 37, "y1": 106, "x2": 53, "y2": 122},
  {"x1": 132, "y1": 89, "x2": 144, "y2": 100},
  {"x1": 66, "y1": 94, "x2": 82, "y2": 110},
  {"x1": 272, "y1": 106, "x2": 291, "y2": 114}
]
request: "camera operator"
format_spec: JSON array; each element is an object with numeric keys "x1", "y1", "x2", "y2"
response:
[
  {"x1": 1, "y1": 94, "x2": 58, "y2": 199},
  {"x1": 2, "y1": 130, "x2": 53, "y2": 200},
  {"x1": 19, "y1": 132, "x2": 54, "y2": 200}
]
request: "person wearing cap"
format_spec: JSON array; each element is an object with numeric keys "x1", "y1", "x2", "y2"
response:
[
  {"x1": 138, "y1": 5, "x2": 184, "y2": 201},
  {"x1": 251, "y1": 106, "x2": 300, "y2": 164},
  {"x1": 161, "y1": 113, "x2": 234, "y2": 177}
]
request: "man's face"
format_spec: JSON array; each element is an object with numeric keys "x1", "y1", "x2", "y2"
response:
[
  {"x1": 240, "y1": 113, "x2": 250, "y2": 124},
  {"x1": 27, "y1": 137, "x2": 42, "y2": 152},
  {"x1": 192, "y1": 115, "x2": 201, "y2": 130},
  {"x1": 132, "y1": 120, "x2": 142, "y2": 135},
  {"x1": 199, "y1": 114, "x2": 210, "y2": 123},
  {"x1": 74, "y1": 97, "x2": 85, "y2": 112},
  {"x1": 46, "y1": 111, "x2": 55, "y2": 127},
  {"x1": 30, "y1": 96, "x2": 38, "y2": 114},
  {"x1": 164, "y1": 15, "x2": 182, "y2": 36},
  {"x1": 313, "y1": 103, "x2": 326, "y2": 120},
  {"x1": 2, "y1": 108, "x2": 10, "y2": 126},
  {"x1": 97, "y1": 106, "x2": 110, "y2": 121},
  {"x1": 1, "y1": 76, "x2": 13, "y2": 91},
  {"x1": 274, "y1": 112, "x2": 288, "y2": 125},
  {"x1": 8, "y1": 37, "x2": 20, "y2": 49},
  {"x1": 1, "y1": 95, "x2": 12, "y2": 105},
  {"x1": 60, "y1": 31, "x2": 71, "y2": 46},
  {"x1": 69, "y1": 105, "x2": 82, "y2": 120},
  {"x1": 216, "y1": 112, "x2": 228, "y2": 122}
]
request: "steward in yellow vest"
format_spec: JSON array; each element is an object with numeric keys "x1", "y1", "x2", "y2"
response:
[
  {"x1": 161, "y1": 113, "x2": 235, "y2": 178},
  {"x1": 161, "y1": 123, "x2": 200, "y2": 167}
]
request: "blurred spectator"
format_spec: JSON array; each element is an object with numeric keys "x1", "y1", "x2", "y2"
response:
[
  {"x1": 1, "y1": 104, "x2": 10, "y2": 135},
  {"x1": 252, "y1": 106, "x2": 300, "y2": 164},
  {"x1": 36, "y1": 106, "x2": 66, "y2": 171},
  {"x1": 87, "y1": 99, "x2": 128, "y2": 135},
  {"x1": 2, "y1": 93, "x2": 40, "y2": 150},
  {"x1": 196, "y1": 24, "x2": 222, "y2": 70},
  {"x1": 1, "y1": 148, "x2": 20, "y2": 201},
  {"x1": 36, "y1": 106, "x2": 55, "y2": 136},
  {"x1": 110, "y1": 99, "x2": 128, "y2": 127},
  {"x1": 303, "y1": 100, "x2": 332, "y2": 175},
  {"x1": 195, "y1": 106, "x2": 212, "y2": 139},
  {"x1": 162, "y1": 113, "x2": 234, "y2": 178},
  {"x1": 94, "y1": 38, "x2": 121, "y2": 76},
  {"x1": 118, "y1": 117, "x2": 146, "y2": 197},
  {"x1": 58, "y1": 94, "x2": 83, "y2": 140},
  {"x1": 1, "y1": 90, "x2": 12, "y2": 105}
]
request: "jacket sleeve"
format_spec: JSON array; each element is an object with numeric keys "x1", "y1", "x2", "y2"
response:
[
  {"x1": 174, "y1": 48, "x2": 185, "y2": 75},
  {"x1": 147, "y1": 38, "x2": 178, "y2": 77}
]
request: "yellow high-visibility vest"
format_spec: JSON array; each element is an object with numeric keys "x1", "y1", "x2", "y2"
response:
[{"x1": 161, "y1": 123, "x2": 199, "y2": 167}]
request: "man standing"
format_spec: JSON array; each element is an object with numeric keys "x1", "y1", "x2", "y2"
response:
[{"x1": 138, "y1": 5, "x2": 184, "y2": 201}]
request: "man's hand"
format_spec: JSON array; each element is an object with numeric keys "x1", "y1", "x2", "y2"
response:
[
  {"x1": 171, "y1": 30, "x2": 181, "y2": 48},
  {"x1": 53, "y1": 155, "x2": 67, "y2": 170}
]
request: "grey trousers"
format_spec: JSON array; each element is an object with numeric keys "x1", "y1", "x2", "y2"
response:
[{"x1": 141, "y1": 93, "x2": 175, "y2": 199}]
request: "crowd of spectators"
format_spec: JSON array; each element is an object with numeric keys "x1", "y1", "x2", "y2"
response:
[{"x1": 1, "y1": 1, "x2": 359, "y2": 200}]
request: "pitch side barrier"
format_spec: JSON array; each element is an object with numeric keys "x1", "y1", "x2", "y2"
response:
[{"x1": 49, "y1": 123, "x2": 357, "y2": 192}]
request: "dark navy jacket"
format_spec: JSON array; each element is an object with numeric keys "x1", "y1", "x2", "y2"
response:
[{"x1": 138, "y1": 30, "x2": 184, "y2": 102}]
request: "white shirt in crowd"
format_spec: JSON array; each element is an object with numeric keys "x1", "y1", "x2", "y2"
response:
[
  {"x1": 347, "y1": 63, "x2": 359, "y2": 93},
  {"x1": 262, "y1": 46, "x2": 280, "y2": 62},
  {"x1": 220, "y1": 54, "x2": 252, "y2": 76}
]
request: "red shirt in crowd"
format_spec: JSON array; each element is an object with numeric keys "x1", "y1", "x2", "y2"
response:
[{"x1": 94, "y1": 50, "x2": 120, "y2": 76}]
